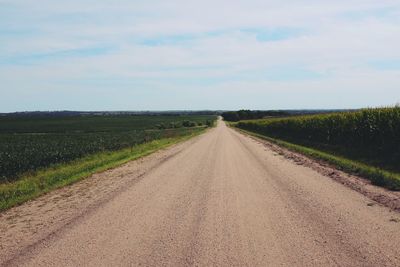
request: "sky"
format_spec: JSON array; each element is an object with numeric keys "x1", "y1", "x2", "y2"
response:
[{"x1": 0, "y1": 0, "x2": 400, "y2": 112}]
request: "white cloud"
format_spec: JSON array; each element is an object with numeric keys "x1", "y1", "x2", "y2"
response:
[{"x1": 0, "y1": 0, "x2": 399, "y2": 111}]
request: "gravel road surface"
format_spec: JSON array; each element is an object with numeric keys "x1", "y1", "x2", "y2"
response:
[{"x1": 1, "y1": 120, "x2": 400, "y2": 266}]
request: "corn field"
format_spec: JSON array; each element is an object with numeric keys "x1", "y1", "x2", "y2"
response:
[{"x1": 237, "y1": 107, "x2": 400, "y2": 172}]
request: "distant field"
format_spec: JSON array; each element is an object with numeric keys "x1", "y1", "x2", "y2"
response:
[
  {"x1": 0, "y1": 115, "x2": 216, "y2": 183},
  {"x1": 233, "y1": 107, "x2": 400, "y2": 189},
  {"x1": 0, "y1": 115, "x2": 213, "y2": 133}
]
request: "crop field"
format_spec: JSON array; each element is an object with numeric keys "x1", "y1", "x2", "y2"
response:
[
  {"x1": 234, "y1": 107, "x2": 400, "y2": 185},
  {"x1": 0, "y1": 115, "x2": 216, "y2": 183}
]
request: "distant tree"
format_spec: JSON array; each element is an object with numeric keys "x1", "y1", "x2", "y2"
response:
[
  {"x1": 222, "y1": 110, "x2": 289, "y2": 121},
  {"x1": 221, "y1": 112, "x2": 240, "y2": 121}
]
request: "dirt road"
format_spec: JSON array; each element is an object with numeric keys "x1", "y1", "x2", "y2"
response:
[{"x1": 2, "y1": 120, "x2": 400, "y2": 266}]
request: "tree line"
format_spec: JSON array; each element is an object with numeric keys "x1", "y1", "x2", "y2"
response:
[{"x1": 221, "y1": 110, "x2": 289, "y2": 122}]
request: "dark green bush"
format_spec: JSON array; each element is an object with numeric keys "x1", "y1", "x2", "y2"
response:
[{"x1": 182, "y1": 120, "x2": 197, "y2": 127}]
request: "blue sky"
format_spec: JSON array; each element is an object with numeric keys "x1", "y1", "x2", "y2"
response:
[{"x1": 0, "y1": 0, "x2": 399, "y2": 112}]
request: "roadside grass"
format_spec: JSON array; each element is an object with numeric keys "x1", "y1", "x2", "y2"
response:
[
  {"x1": 233, "y1": 126, "x2": 400, "y2": 191},
  {"x1": 0, "y1": 129, "x2": 205, "y2": 211}
]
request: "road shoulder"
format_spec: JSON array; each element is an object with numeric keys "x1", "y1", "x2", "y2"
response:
[{"x1": 232, "y1": 127, "x2": 400, "y2": 213}]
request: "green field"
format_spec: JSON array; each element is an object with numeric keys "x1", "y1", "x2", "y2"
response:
[
  {"x1": 233, "y1": 107, "x2": 400, "y2": 190},
  {"x1": 0, "y1": 115, "x2": 216, "y2": 183}
]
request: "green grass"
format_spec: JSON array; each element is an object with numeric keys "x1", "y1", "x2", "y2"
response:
[
  {"x1": 0, "y1": 128, "x2": 206, "y2": 211},
  {"x1": 233, "y1": 126, "x2": 400, "y2": 191}
]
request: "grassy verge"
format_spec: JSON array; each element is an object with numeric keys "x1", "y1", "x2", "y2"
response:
[
  {"x1": 0, "y1": 128, "x2": 205, "y2": 211},
  {"x1": 233, "y1": 126, "x2": 400, "y2": 191}
]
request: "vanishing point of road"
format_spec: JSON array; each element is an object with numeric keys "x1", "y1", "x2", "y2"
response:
[{"x1": 2, "y1": 119, "x2": 400, "y2": 266}]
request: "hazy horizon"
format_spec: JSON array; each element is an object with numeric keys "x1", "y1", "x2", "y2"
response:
[
  {"x1": 0, "y1": 108, "x2": 372, "y2": 115},
  {"x1": 1, "y1": 0, "x2": 399, "y2": 112}
]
